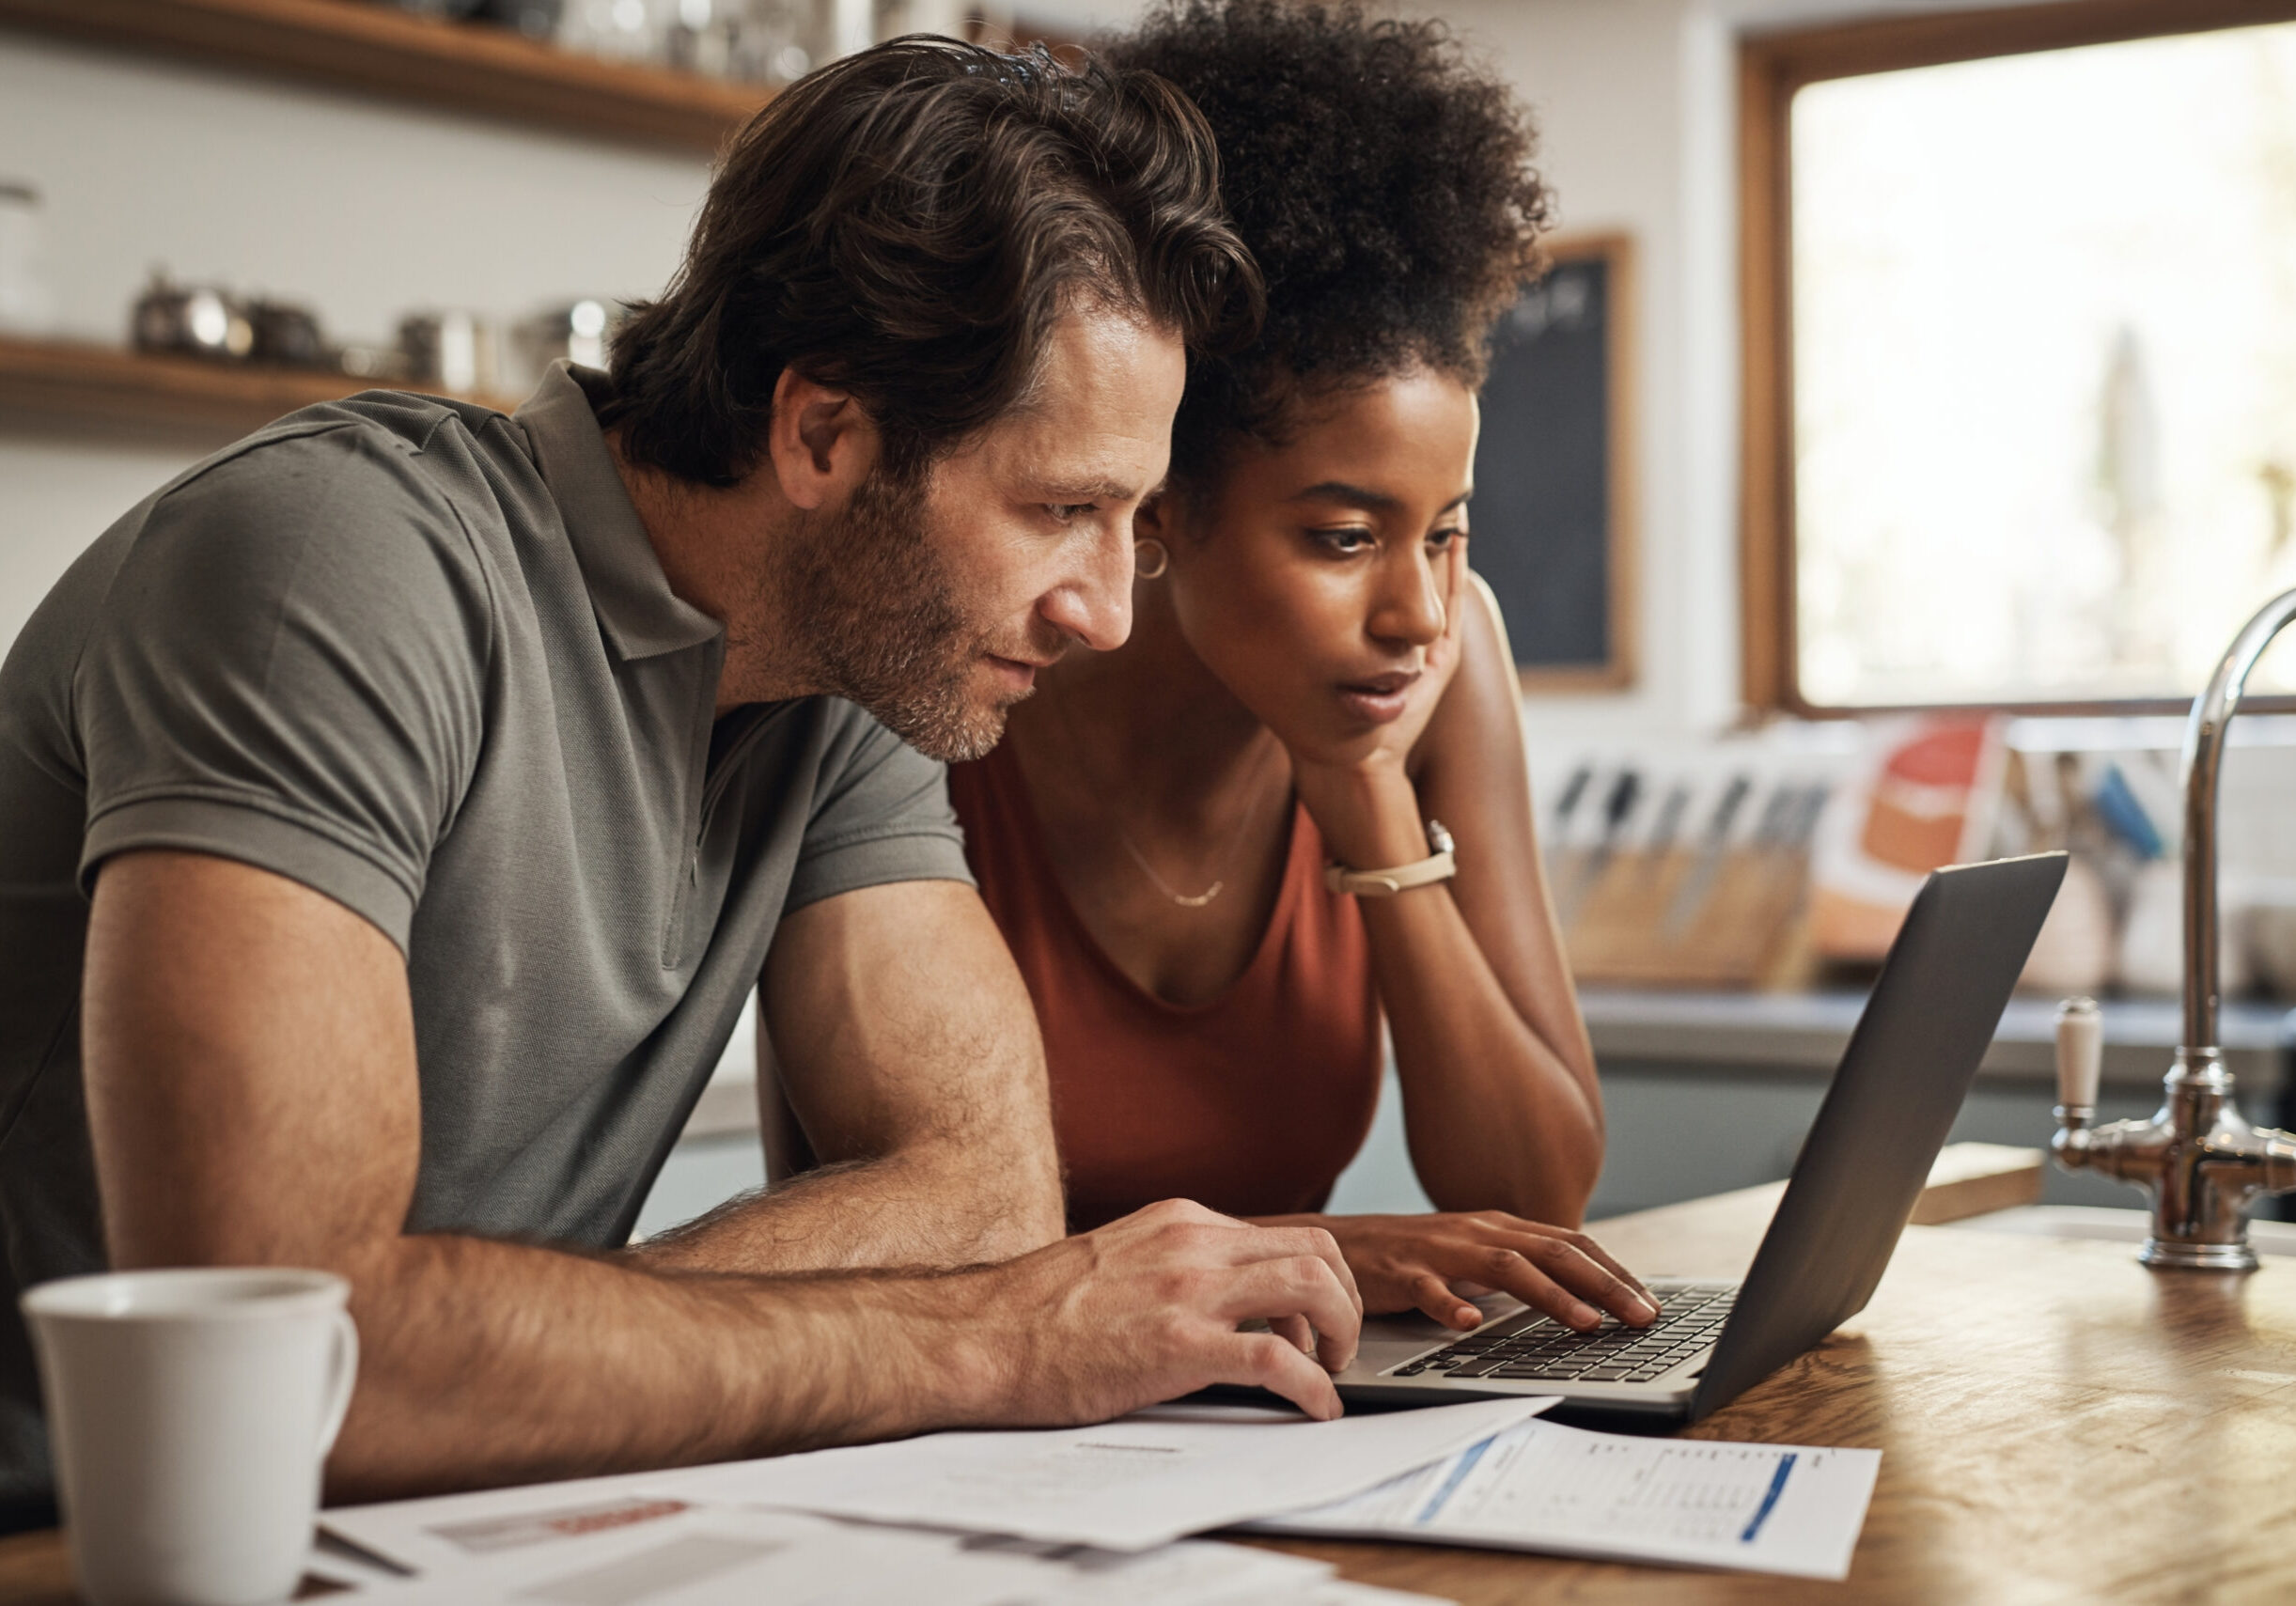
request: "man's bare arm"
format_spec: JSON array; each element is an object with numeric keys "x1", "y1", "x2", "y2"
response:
[
  {"x1": 84, "y1": 851, "x2": 1362, "y2": 1504},
  {"x1": 633, "y1": 881, "x2": 1060, "y2": 1274}
]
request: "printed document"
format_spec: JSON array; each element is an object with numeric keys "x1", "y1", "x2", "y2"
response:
[
  {"x1": 1251, "y1": 1417, "x2": 1880, "y2": 1581},
  {"x1": 344, "y1": 1507, "x2": 1007, "y2": 1605},
  {"x1": 648, "y1": 1396, "x2": 1555, "y2": 1550},
  {"x1": 326, "y1": 1470, "x2": 709, "y2": 1576},
  {"x1": 331, "y1": 1500, "x2": 1456, "y2": 1606}
]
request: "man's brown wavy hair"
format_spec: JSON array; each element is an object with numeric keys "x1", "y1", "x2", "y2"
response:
[{"x1": 602, "y1": 38, "x2": 1263, "y2": 487}]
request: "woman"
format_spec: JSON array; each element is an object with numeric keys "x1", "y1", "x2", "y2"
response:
[{"x1": 948, "y1": 0, "x2": 1654, "y2": 1334}]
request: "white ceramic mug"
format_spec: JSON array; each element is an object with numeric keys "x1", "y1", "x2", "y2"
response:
[{"x1": 22, "y1": 1268, "x2": 359, "y2": 1606}]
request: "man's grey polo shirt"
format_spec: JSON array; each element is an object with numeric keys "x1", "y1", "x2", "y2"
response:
[{"x1": 0, "y1": 365, "x2": 974, "y2": 1508}]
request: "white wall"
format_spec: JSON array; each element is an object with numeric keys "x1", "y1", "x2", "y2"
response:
[{"x1": 0, "y1": 28, "x2": 710, "y2": 650}]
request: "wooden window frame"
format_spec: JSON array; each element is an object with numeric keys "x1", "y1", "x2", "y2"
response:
[{"x1": 1739, "y1": 0, "x2": 2296, "y2": 718}]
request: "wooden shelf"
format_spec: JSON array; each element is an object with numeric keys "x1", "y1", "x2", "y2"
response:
[
  {"x1": 0, "y1": 335, "x2": 519, "y2": 444},
  {"x1": 0, "y1": 0, "x2": 771, "y2": 153}
]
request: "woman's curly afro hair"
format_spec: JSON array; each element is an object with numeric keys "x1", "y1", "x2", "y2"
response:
[{"x1": 1103, "y1": 0, "x2": 1551, "y2": 494}]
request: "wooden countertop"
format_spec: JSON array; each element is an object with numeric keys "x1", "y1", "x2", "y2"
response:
[{"x1": 6, "y1": 1179, "x2": 2292, "y2": 1603}]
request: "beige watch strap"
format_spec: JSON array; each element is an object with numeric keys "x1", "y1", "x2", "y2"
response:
[{"x1": 1324, "y1": 819, "x2": 1457, "y2": 897}]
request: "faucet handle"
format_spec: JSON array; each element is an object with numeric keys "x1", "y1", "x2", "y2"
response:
[{"x1": 2055, "y1": 996, "x2": 2103, "y2": 1117}]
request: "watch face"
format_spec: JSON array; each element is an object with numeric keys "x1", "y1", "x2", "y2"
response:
[{"x1": 1427, "y1": 819, "x2": 1456, "y2": 855}]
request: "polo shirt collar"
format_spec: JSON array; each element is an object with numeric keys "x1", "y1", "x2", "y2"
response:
[{"x1": 514, "y1": 363, "x2": 723, "y2": 663}]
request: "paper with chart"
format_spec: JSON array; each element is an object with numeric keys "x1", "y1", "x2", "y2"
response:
[
  {"x1": 342, "y1": 1507, "x2": 1008, "y2": 1605},
  {"x1": 325, "y1": 1468, "x2": 710, "y2": 1576},
  {"x1": 1250, "y1": 1417, "x2": 1880, "y2": 1581},
  {"x1": 330, "y1": 1498, "x2": 1435, "y2": 1606},
  {"x1": 648, "y1": 1396, "x2": 1556, "y2": 1550}
]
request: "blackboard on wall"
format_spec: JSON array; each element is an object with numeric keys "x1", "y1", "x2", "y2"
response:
[{"x1": 1472, "y1": 233, "x2": 1636, "y2": 692}]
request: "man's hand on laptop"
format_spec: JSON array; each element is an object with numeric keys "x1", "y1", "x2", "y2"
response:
[
  {"x1": 1256, "y1": 1212, "x2": 1659, "y2": 1334},
  {"x1": 967, "y1": 1199, "x2": 1364, "y2": 1424}
]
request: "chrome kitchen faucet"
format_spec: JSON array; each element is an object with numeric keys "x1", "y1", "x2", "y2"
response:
[{"x1": 2052, "y1": 587, "x2": 2296, "y2": 1271}]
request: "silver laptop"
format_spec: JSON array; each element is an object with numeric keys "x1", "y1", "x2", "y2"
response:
[{"x1": 1331, "y1": 851, "x2": 2067, "y2": 1424}]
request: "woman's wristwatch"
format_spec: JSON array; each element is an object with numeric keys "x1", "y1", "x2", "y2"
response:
[{"x1": 1323, "y1": 819, "x2": 1456, "y2": 897}]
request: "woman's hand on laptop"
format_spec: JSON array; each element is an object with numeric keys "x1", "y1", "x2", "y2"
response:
[
  {"x1": 1257, "y1": 1212, "x2": 1658, "y2": 1333},
  {"x1": 969, "y1": 1198, "x2": 1365, "y2": 1424}
]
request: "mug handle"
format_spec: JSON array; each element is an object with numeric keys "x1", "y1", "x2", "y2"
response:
[{"x1": 315, "y1": 1308, "x2": 360, "y2": 1459}]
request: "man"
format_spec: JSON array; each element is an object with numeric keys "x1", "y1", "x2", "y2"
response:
[{"x1": 0, "y1": 39, "x2": 1364, "y2": 1522}]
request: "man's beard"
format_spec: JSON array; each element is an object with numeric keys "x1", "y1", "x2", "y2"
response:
[{"x1": 777, "y1": 463, "x2": 1018, "y2": 763}]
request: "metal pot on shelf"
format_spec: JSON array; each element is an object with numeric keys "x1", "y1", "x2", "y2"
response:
[
  {"x1": 509, "y1": 299, "x2": 621, "y2": 385},
  {"x1": 398, "y1": 310, "x2": 503, "y2": 396},
  {"x1": 131, "y1": 273, "x2": 254, "y2": 362},
  {"x1": 247, "y1": 300, "x2": 335, "y2": 369}
]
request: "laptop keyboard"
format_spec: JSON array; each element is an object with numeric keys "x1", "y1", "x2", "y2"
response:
[{"x1": 1387, "y1": 1282, "x2": 1738, "y2": 1384}]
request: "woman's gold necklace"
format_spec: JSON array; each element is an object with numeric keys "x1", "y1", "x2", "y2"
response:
[{"x1": 1054, "y1": 696, "x2": 1280, "y2": 910}]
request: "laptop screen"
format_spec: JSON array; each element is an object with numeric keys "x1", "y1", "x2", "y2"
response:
[{"x1": 1688, "y1": 852, "x2": 2067, "y2": 1419}]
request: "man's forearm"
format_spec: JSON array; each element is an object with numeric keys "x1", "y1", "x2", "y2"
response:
[
  {"x1": 332, "y1": 1230, "x2": 1011, "y2": 1503},
  {"x1": 627, "y1": 1138, "x2": 1061, "y2": 1275},
  {"x1": 336, "y1": 1198, "x2": 1367, "y2": 1505}
]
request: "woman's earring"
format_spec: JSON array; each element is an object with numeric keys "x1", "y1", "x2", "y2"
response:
[{"x1": 1133, "y1": 538, "x2": 1170, "y2": 580}]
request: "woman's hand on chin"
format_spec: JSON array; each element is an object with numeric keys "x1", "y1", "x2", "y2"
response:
[
  {"x1": 1289, "y1": 1211, "x2": 1660, "y2": 1334},
  {"x1": 1285, "y1": 546, "x2": 1470, "y2": 866}
]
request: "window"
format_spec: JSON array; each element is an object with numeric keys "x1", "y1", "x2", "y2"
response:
[{"x1": 1741, "y1": 0, "x2": 2296, "y2": 713}]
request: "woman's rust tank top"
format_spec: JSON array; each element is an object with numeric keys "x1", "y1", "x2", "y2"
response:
[{"x1": 947, "y1": 741, "x2": 1382, "y2": 1230}]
